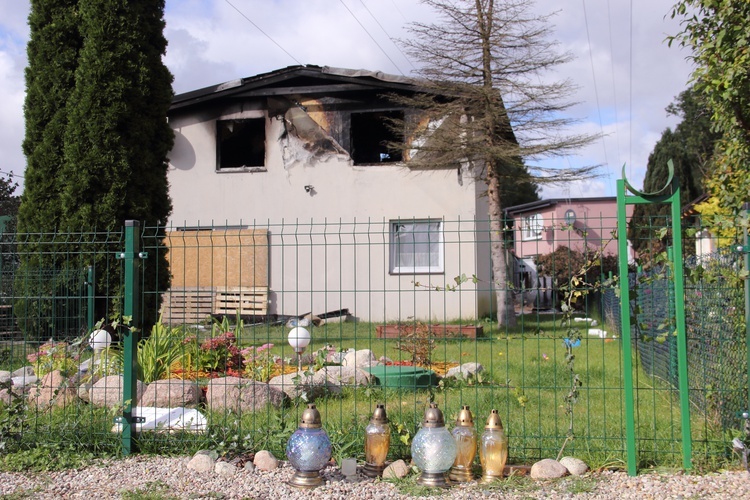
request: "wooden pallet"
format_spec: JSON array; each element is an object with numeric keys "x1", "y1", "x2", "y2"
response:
[
  {"x1": 160, "y1": 288, "x2": 215, "y2": 325},
  {"x1": 214, "y1": 287, "x2": 269, "y2": 316}
]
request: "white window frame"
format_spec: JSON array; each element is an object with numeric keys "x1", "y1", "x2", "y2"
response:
[
  {"x1": 522, "y1": 213, "x2": 544, "y2": 241},
  {"x1": 389, "y1": 219, "x2": 444, "y2": 274}
]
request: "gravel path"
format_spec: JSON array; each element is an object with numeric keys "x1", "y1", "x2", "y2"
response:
[{"x1": 0, "y1": 456, "x2": 748, "y2": 499}]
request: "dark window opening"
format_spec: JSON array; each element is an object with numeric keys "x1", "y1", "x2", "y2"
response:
[
  {"x1": 350, "y1": 111, "x2": 403, "y2": 165},
  {"x1": 217, "y1": 118, "x2": 266, "y2": 170}
]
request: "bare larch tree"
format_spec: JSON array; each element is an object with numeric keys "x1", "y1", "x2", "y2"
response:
[{"x1": 394, "y1": 0, "x2": 598, "y2": 326}]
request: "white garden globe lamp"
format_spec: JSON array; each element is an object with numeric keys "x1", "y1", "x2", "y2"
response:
[
  {"x1": 88, "y1": 329, "x2": 112, "y2": 352},
  {"x1": 288, "y1": 326, "x2": 311, "y2": 372}
]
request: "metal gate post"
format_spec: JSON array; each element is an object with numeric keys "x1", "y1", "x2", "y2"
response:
[
  {"x1": 119, "y1": 221, "x2": 143, "y2": 455},
  {"x1": 87, "y1": 265, "x2": 95, "y2": 331},
  {"x1": 744, "y1": 203, "x2": 750, "y2": 424},
  {"x1": 616, "y1": 160, "x2": 692, "y2": 474}
]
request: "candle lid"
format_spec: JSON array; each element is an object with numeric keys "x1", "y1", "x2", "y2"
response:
[
  {"x1": 370, "y1": 403, "x2": 389, "y2": 425},
  {"x1": 300, "y1": 403, "x2": 322, "y2": 429},
  {"x1": 455, "y1": 405, "x2": 474, "y2": 427},
  {"x1": 485, "y1": 409, "x2": 504, "y2": 430},
  {"x1": 422, "y1": 402, "x2": 445, "y2": 428}
]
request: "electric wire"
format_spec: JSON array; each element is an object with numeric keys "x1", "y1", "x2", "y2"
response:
[
  {"x1": 628, "y1": 0, "x2": 633, "y2": 179},
  {"x1": 605, "y1": 0, "x2": 622, "y2": 170},
  {"x1": 359, "y1": 0, "x2": 416, "y2": 71},
  {"x1": 0, "y1": 170, "x2": 22, "y2": 179},
  {"x1": 223, "y1": 0, "x2": 302, "y2": 66},
  {"x1": 581, "y1": 0, "x2": 610, "y2": 171},
  {"x1": 338, "y1": 0, "x2": 405, "y2": 75}
]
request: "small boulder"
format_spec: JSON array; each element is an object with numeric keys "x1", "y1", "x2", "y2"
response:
[
  {"x1": 314, "y1": 365, "x2": 372, "y2": 387},
  {"x1": 187, "y1": 452, "x2": 215, "y2": 473},
  {"x1": 268, "y1": 371, "x2": 332, "y2": 401},
  {"x1": 445, "y1": 362, "x2": 484, "y2": 379},
  {"x1": 253, "y1": 450, "x2": 279, "y2": 471},
  {"x1": 560, "y1": 456, "x2": 589, "y2": 476},
  {"x1": 11, "y1": 366, "x2": 35, "y2": 379},
  {"x1": 342, "y1": 349, "x2": 377, "y2": 369},
  {"x1": 140, "y1": 379, "x2": 201, "y2": 408},
  {"x1": 27, "y1": 370, "x2": 78, "y2": 409},
  {"x1": 0, "y1": 371, "x2": 11, "y2": 384},
  {"x1": 205, "y1": 377, "x2": 287, "y2": 412},
  {"x1": 244, "y1": 462, "x2": 256, "y2": 473},
  {"x1": 10, "y1": 375, "x2": 37, "y2": 395},
  {"x1": 530, "y1": 458, "x2": 568, "y2": 479},
  {"x1": 89, "y1": 375, "x2": 146, "y2": 408},
  {"x1": 382, "y1": 459, "x2": 410, "y2": 479},
  {"x1": 215, "y1": 461, "x2": 238, "y2": 477}
]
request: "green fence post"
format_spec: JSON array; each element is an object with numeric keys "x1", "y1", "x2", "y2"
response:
[
  {"x1": 669, "y1": 187, "x2": 692, "y2": 471},
  {"x1": 616, "y1": 178, "x2": 638, "y2": 476},
  {"x1": 744, "y1": 202, "x2": 750, "y2": 421},
  {"x1": 120, "y1": 220, "x2": 142, "y2": 456},
  {"x1": 87, "y1": 265, "x2": 95, "y2": 331}
]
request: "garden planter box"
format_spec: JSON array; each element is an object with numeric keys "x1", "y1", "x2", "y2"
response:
[{"x1": 375, "y1": 324, "x2": 483, "y2": 339}]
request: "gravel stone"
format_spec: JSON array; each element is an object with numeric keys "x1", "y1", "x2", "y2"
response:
[{"x1": 0, "y1": 457, "x2": 748, "y2": 499}]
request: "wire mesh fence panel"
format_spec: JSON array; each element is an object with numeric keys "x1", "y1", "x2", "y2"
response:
[{"x1": 0, "y1": 214, "x2": 746, "y2": 470}]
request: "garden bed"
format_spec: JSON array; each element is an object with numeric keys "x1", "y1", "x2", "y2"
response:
[{"x1": 375, "y1": 323, "x2": 483, "y2": 339}]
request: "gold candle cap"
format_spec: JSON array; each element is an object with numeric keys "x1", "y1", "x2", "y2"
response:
[
  {"x1": 299, "y1": 403, "x2": 322, "y2": 429},
  {"x1": 370, "y1": 404, "x2": 389, "y2": 425},
  {"x1": 455, "y1": 405, "x2": 474, "y2": 427},
  {"x1": 422, "y1": 402, "x2": 445, "y2": 428},
  {"x1": 485, "y1": 409, "x2": 504, "y2": 430}
]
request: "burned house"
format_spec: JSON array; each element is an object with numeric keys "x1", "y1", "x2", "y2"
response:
[{"x1": 165, "y1": 65, "x2": 494, "y2": 323}]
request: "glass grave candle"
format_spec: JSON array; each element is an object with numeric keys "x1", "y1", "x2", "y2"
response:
[
  {"x1": 286, "y1": 404, "x2": 332, "y2": 489},
  {"x1": 411, "y1": 402, "x2": 457, "y2": 488}
]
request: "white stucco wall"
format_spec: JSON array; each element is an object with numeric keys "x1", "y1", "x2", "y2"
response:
[{"x1": 167, "y1": 107, "x2": 494, "y2": 322}]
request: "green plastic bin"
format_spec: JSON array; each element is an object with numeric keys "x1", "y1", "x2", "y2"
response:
[{"x1": 365, "y1": 365, "x2": 439, "y2": 389}]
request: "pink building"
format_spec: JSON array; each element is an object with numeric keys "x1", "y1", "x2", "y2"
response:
[
  {"x1": 505, "y1": 197, "x2": 633, "y2": 260},
  {"x1": 504, "y1": 197, "x2": 634, "y2": 306}
]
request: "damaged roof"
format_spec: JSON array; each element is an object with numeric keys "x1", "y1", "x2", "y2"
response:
[{"x1": 171, "y1": 65, "x2": 419, "y2": 111}]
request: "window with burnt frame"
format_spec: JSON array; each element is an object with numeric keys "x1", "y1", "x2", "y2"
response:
[
  {"x1": 350, "y1": 111, "x2": 403, "y2": 164},
  {"x1": 217, "y1": 118, "x2": 266, "y2": 170}
]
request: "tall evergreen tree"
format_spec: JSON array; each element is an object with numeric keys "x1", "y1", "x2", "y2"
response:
[
  {"x1": 18, "y1": 0, "x2": 174, "y2": 335},
  {"x1": 19, "y1": 0, "x2": 81, "y2": 233},
  {"x1": 61, "y1": 0, "x2": 174, "y2": 326},
  {"x1": 627, "y1": 87, "x2": 719, "y2": 257}
]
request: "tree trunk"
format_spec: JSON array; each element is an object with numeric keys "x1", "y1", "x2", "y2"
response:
[{"x1": 487, "y1": 167, "x2": 517, "y2": 327}]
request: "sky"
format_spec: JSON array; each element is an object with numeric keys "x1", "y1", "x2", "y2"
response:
[{"x1": 0, "y1": 0, "x2": 694, "y2": 199}]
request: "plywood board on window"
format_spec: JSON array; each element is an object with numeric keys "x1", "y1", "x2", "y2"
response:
[{"x1": 165, "y1": 229, "x2": 269, "y2": 289}]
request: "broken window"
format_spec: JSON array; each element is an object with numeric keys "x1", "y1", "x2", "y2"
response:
[
  {"x1": 350, "y1": 111, "x2": 403, "y2": 165},
  {"x1": 217, "y1": 118, "x2": 266, "y2": 170}
]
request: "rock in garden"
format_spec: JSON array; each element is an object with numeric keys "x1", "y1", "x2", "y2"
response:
[
  {"x1": 253, "y1": 450, "x2": 279, "y2": 471},
  {"x1": 530, "y1": 458, "x2": 568, "y2": 479},
  {"x1": 0, "y1": 388, "x2": 16, "y2": 405},
  {"x1": 205, "y1": 377, "x2": 287, "y2": 412},
  {"x1": 215, "y1": 461, "x2": 238, "y2": 477},
  {"x1": 560, "y1": 456, "x2": 589, "y2": 476},
  {"x1": 445, "y1": 362, "x2": 484, "y2": 379},
  {"x1": 27, "y1": 370, "x2": 78, "y2": 408},
  {"x1": 314, "y1": 365, "x2": 373, "y2": 387},
  {"x1": 89, "y1": 375, "x2": 146, "y2": 408},
  {"x1": 140, "y1": 379, "x2": 201, "y2": 407},
  {"x1": 342, "y1": 349, "x2": 377, "y2": 369},
  {"x1": 268, "y1": 370, "x2": 334, "y2": 401},
  {"x1": 10, "y1": 375, "x2": 37, "y2": 394},
  {"x1": 382, "y1": 459, "x2": 410, "y2": 479},
  {"x1": 11, "y1": 366, "x2": 35, "y2": 379},
  {"x1": 0, "y1": 370, "x2": 11, "y2": 384},
  {"x1": 244, "y1": 462, "x2": 255, "y2": 473},
  {"x1": 187, "y1": 452, "x2": 215, "y2": 473}
]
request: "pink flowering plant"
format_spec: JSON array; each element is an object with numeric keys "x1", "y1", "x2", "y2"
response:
[
  {"x1": 27, "y1": 341, "x2": 80, "y2": 378},
  {"x1": 241, "y1": 343, "x2": 276, "y2": 382},
  {"x1": 197, "y1": 331, "x2": 243, "y2": 375}
]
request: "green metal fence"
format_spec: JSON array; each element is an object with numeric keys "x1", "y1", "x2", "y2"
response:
[{"x1": 0, "y1": 215, "x2": 747, "y2": 472}]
